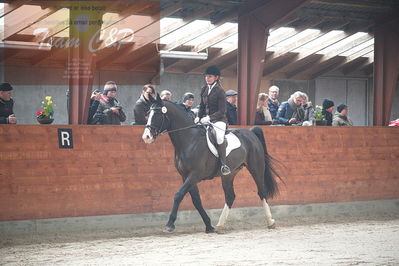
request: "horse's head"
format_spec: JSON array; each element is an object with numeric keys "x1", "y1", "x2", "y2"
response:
[{"x1": 142, "y1": 93, "x2": 170, "y2": 144}]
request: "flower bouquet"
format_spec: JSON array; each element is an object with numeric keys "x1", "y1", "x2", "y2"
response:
[{"x1": 36, "y1": 96, "x2": 54, "y2": 124}]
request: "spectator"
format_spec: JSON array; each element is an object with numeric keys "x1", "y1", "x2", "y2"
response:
[
  {"x1": 225, "y1": 89, "x2": 238, "y2": 125},
  {"x1": 87, "y1": 89, "x2": 101, "y2": 124},
  {"x1": 133, "y1": 84, "x2": 155, "y2": 125},
  {"x1": 302, "y1": 93, "x2": 315, "y2": 125},
  {"x1": 333, "y1": 104, "x2": 353, "y2": 126},
  {"x1": 268, "y1": 85, "x2": 280, "y2": 119},
  {"x1": 92, "y1": 81, "x2": 126, "y2": 125},
  {"x1": 0, "y1": 83, "x2": 16, "y2": 124},
  {"x1": 276, "y1": 91, "x2": 306, "y2": 125},
  {"x1": 322, "y1": 99, "x2": 335, "y2": 126},
  {"x1": 179, "y1": 92, "x2": 195, "y2": 120},
  {"x1": 160, "y1": 90, "x2": 172, "y2": 101},
  {"x1": 255, "y1": 93, "x2": 273, "y2": 125}
]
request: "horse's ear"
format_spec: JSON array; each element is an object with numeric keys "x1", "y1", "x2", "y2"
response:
[
  {"x1": 148, "y1": 93, "x2": 155, "y2": 103},
  {"x1": 156, "y1": 93, "x2": 162, "y2": 103}
]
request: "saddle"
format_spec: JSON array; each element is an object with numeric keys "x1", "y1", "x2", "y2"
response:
[{"x1": 205, "y1": 124, "x2": 241, "y2": 158}]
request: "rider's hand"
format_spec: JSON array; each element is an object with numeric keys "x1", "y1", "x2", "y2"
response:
[
  {"x1": 200, "y1": 116, "x2": 210, "y2": 124},
  {"x1": 194, "y1": 117, "x2": 200, "y2": 124}
]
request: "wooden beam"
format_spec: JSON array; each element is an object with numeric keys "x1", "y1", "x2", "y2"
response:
[
  {"x1": 342, "y1": 54, "x2": 373, "y2": 75},
  {"x1": 30, "y1": 47, "x2": 64, "y2": 66},
  {"x1": 287, "y1": 33, "x2": 373, "y2": 78},
  {"x1": 192, "y1": 24, "x2": 237, "y2": 52},
  {"x1": 307, "y1": 44, "x2": 374, "y2": 79},
  {"x1": 3, "y1": 6, "x2": 59, "y2": 40},
  {"x1": 266, "y1": 20, "x2": 349, "y2": 61},
  {"x1": 311, "y1": 0, "x2": 395, "y2": 10},
  {"x1": 162, "y1": 8, "x2": 213, "y2": 37},
  {"x1": 267, "y1": 16, "x2": 325, "y2": 47},
  {"x1": 186, "y1": 44, "x2": 237, "y2": 73},
  {"x1": 267, "y1": 23, "x2": 371, "y2": 76},
  {"x1": 0, "y1": 1, "x2": 31, "y2": 18},
  {"x1": 163, "y1": 21, "x2": 216, "y2": 51},
  {"x1": 97, "y1": 7, "x2": 212, "y2": 69}
]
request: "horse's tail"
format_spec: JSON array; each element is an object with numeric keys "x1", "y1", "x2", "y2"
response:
[{"x1": 250, "y1": 126, "x2": 281, "y2": 199}]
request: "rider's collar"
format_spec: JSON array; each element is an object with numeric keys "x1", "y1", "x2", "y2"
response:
[{"x1": 207, "y1": 82, "x2": 217, "y2": 94}]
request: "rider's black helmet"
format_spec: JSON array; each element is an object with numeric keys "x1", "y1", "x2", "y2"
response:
[{"x1": 204, "y1": 65, "x2": 221, "y2": 76}]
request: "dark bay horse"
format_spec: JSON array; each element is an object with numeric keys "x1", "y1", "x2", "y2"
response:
[{"x1": 142, "y1": 94, "x2": 280, "y2": 233}]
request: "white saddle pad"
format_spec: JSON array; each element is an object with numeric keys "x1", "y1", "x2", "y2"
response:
[{"x1": 206, "y1": 130, "x2": 241, "y2": 158}]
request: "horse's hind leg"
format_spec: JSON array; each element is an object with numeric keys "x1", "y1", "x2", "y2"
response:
[
  {"x1": 189, "y1": 185, "x2": 214, "y2": 233},
  {"x1": 246, "y1": 158, "x2": 276, "y2": 229},
  {"x1": 216, "y1": 173, "x2": 237, "y2": 230}
]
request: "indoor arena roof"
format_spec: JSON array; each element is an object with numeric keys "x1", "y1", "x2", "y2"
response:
[{"x1": 1, "y1": 0, "x2": 398, "y2": 79}]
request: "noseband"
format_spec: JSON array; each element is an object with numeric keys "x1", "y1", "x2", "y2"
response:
[{"x1": 146, "y1": 106, "x2": 169, "y2": 138}]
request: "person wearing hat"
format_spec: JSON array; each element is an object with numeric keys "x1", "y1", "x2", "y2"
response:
[
  {"x1": 332, "y1": 104, "x2": 353, "y2": 126},
  {"x1": 322, "y1": 99, "x2": 335, "y2": 126},
  {"x1": 195, "y1": 65, "x2": 231, "y2": 175},
  {"x1": 92, "y1": 81, "x2": 126, "y2": 125},
  {"x1": 225, "y1": 89, "x2": 238, "y2": 125},
  {"x1": 179, "y1": 92, "x2": 195, "y2": 120},
  {"x1": 0, "y1": 83, "x2": 16, "y2": 124}
]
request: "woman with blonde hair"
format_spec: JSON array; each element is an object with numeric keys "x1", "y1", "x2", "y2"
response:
[{"x1": 255, "y1": 93, "x2": 273, "y2": 125}]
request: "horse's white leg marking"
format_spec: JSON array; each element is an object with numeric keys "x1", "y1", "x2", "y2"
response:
[
  {"x1": 142, "y1": 110, "x2": 154, "y2": 143},
  {"x1": 262, "y1": 199, "x2": 275, "y2": 227},
  {"x1": 216, "y1": 203, "x2": 230, "y2": 228}
]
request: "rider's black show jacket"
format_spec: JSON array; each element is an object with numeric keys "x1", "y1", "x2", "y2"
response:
[{"x1": 198, "y1": 83, "x2": 227, "y2": 123}]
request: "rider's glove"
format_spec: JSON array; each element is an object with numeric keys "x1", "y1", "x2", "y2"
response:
[
  {"x1": 200, "y1": 116, "x2": 210, "y2": 124},
  {"x1": 194, "y1": 117, "x2": 200, "y2": 124}
]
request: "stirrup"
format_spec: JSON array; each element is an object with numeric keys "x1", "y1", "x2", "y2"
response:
[{"x1": 221, "y1": 165, "x2": 231, "y2": 175}]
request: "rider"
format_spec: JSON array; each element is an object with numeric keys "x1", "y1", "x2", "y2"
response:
[{"x1": 195, "y1": 65, "x2": 231, "y2": 176}]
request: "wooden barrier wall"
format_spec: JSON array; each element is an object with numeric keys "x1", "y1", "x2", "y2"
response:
[{"x1": 0, "y1": 125, "x2": 398, "y2": 221}]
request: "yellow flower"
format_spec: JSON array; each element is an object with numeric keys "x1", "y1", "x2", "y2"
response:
[
  {"x1": 48, "y1": 101, "x2": 53, "y2": 105},
  {"x1": 45, "y1": 96, "x2": 51, "y2": 101},
  {"x1": 42, "y1": 101, "x2": 45, "y2": 104}
]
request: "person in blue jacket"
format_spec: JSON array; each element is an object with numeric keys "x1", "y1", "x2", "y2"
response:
[{"x1": 276, "y1": 91, "x2": 307, "y2": 125}]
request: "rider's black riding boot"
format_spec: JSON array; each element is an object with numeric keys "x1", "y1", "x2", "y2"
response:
[{"x1": 217, "y1": 140, "x2": 231, "y2": 175}]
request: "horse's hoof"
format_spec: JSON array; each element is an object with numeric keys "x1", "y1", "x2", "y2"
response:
[
  {"x1": 163, "y1": 225, "x2": 175, "y2": 233},
  {"x1": 206, "y1": 226, "x2": 215, "y2": 234},
  {"x1": 215, "y1": 225, "x2": 225, "y2": 231},
  {"x1": 268, "y1": 222, "x2": 276, "y2": 229}
]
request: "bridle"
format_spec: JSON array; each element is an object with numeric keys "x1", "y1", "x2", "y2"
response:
[
  {"x1": 146, "y1": 106, "x2": 169, "y2": 138},
  {"x1": 146, "y1": 105, "x2": 199, "y2": 138}
]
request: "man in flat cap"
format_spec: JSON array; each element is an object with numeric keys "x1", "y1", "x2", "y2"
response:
[
  {"x1": 0, "y1": 83, "x2": 16, "y2": 124},
  {"x1": 225, "y1": 89, "x2": 238, "y2": 125}
]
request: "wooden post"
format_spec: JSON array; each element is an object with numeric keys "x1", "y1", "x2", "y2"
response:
[{"x1": 373, "y1": 18, "x2": 399, "y2": 126}]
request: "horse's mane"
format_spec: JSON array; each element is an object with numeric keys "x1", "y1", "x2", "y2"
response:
[{"x1": 162, "y1": 100, "x2": 195, "y2": 125}]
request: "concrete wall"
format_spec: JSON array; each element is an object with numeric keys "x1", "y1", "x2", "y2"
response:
[{"x1": 1, "y1": 125, "x2": 398, "y2": 222}]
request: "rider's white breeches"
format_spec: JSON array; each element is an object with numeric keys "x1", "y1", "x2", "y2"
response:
[{"x1": 212, "y1": 121, "x2": 226, "y2": 145}]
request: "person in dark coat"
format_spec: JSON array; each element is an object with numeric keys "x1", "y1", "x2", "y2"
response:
[
  {"x1": 179, "y1": 92, "x2": 196, "y2": 121},
  {"x1": 87, "y1": 89, "x2": 101, "y2": 124},
  {"x1": 225, "y1": 89, "x2": 238, "y2": 125},
  {"x1": 92, "y1": 81, "x2": 126, "y2": 125},
  {"x1": 0, "y1": 83, "x2": 16, "y2": 124},
  {"x1": 322, "y1": 99, "x2": 335, "y2": 126},
  {"x1": 195, "y1": 65, "x2": 231, "y2": 175},
  {"x1": 133, "y1": 84, "x2": 155, "y2": 125},
  {"x1": 268, "y1": 85, "x2": 280, "y2": 119}
]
